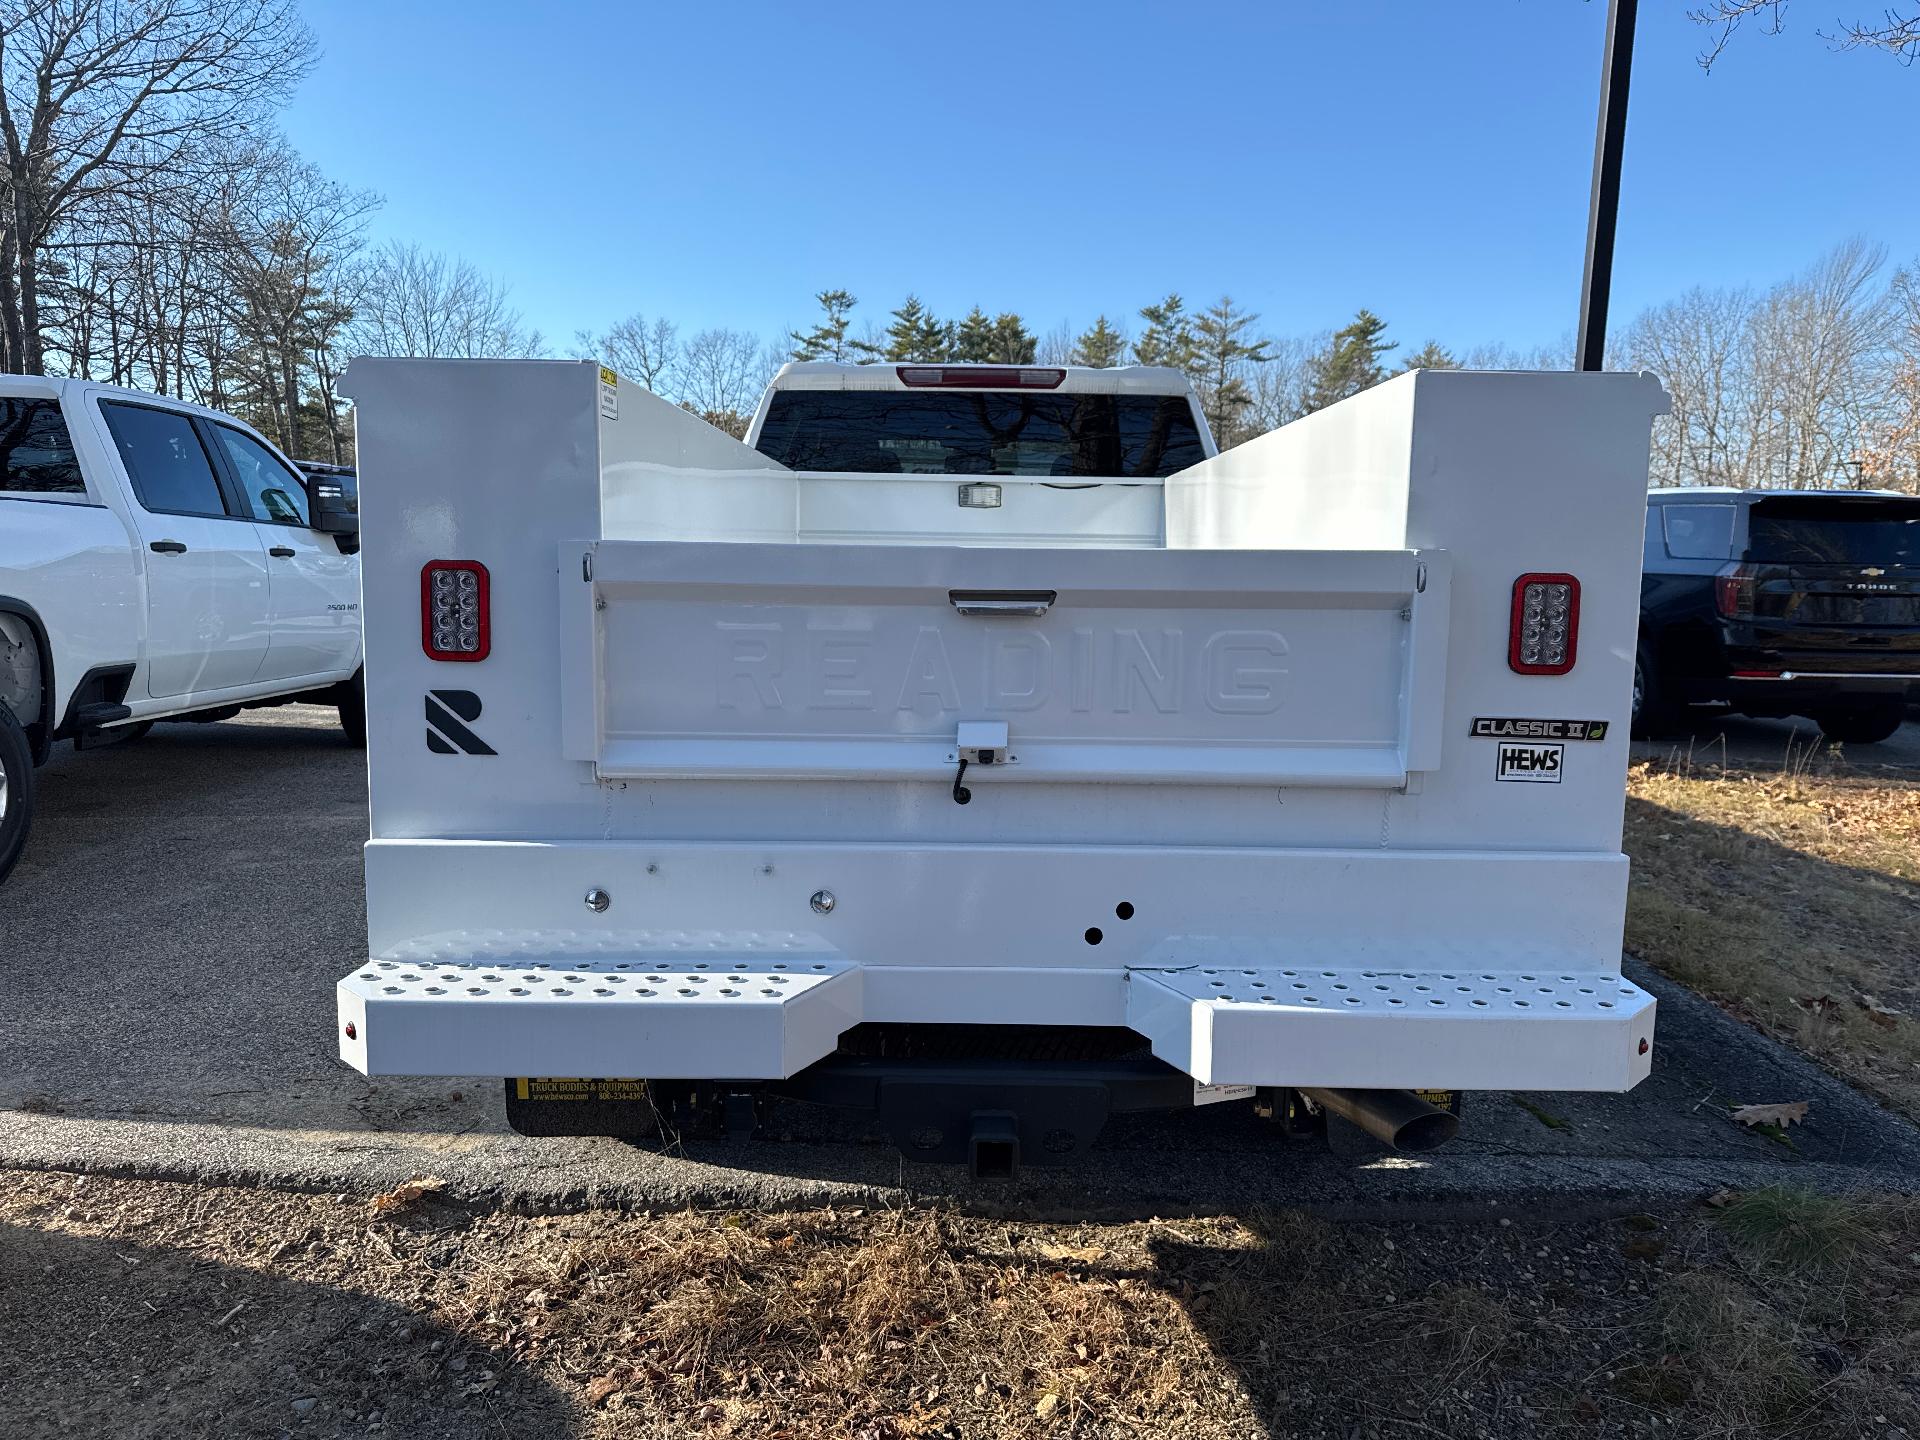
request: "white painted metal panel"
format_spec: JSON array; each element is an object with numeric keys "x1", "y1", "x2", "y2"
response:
[
  {"x1": 1126, "y1": 965, "x2": 1656, "y2": 1090},
  {"x1": 340, "y1": 955, "x2": 860, "y2": 1079},
  {"x1": 795, "y1": 473, "x2": 1166, "y2": 548},
  {"x1": 583, "y1": 542, "x2": 1447, "y2": 787},
  {"x1": 361, "y1": 839, "x2": 1631, "y2": 982}
]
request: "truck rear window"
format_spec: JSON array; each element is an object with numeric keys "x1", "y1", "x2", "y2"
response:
[
  {"x1": 0, "y1": 397, "x2": 83, "y2": 495},
  {"x1": 1746, "y1": 499, "x2": 1920, "y2": 567},
  {"x1": 753, "y1": 391, "x2": 1206, "y2": 479}
]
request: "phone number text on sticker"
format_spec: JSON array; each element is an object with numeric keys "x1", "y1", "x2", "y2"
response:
[{"x1": 1496, "y1": 741, "x2": 1564, "y2": 782}]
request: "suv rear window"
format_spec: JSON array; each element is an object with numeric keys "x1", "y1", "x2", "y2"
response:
[
  {"x1": 753, "y1": 390, "x2": 1206, "y2": 478},
  {"x1": 1745, "y1": 499, "x2": 1920, "y2": 566},
  {"x1": 0, "y1": 397, "x2": 83, "y2": 495},
  {"x1": 1660, "y1": 503, "x2": 1735, "y2": 560}
]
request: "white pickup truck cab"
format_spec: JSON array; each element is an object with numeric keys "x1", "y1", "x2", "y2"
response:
[
  {"x1": 337, "y1": 358, "x2": 1668, "y2": 1174},
  {"x1": 0, "y1": 377, "x2": 364, "y2": 882}
]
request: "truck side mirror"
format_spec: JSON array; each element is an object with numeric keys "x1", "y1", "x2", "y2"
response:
[{"x1": 310, "y1": 478, "x2": 358, "y2": 537}]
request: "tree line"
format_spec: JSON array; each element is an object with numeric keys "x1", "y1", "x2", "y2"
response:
[
  {"x1": 4, "y1": 2, "x2": 1914, "y2": 492},
  {"x1": 0, "y1": 0, "x2": 540, "y2": 464}
]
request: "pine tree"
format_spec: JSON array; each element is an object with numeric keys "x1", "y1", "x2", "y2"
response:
[
  {"x1": 877, "y1": 295, "x2": 948, "y2": 362},
  {"x1": 1133, "y1": 294, "x2": 1195, "y2": 371},
  {"x1": 988, "y1": 312, "x2": 1037, "y2": 364},
  {"x1": 1071, "y1": 315, "x2": 1128, "y2": 368},
  {"x1": 1301, "y1": 309, "x2": 1396, "y2": 413},
  {"x1": 789, "y1": 289, "x2": 860, "y2": 361},
  {"x1": 1191, "y1": 295, "x2": 1272, "y2": 445},
  {"x1": 951, "y1": 306, "x2": 997, "y2": 362},
  {"x1": 1400, "y1": 340, "x2": 1458, "y2": 372}
]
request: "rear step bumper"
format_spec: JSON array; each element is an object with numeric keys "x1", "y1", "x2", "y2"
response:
[
  {"x1": 338, "y1": 959, "x2": 1655, "y2": 1093},
  {"x1": 1124, "y1": 965, "x2": 1654, "y2": 1091}
]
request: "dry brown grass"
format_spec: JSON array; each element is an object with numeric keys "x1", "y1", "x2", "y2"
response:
[
  {"x1": 1625, "y1": 739, "x2": 1920, "y2": 1120},
  {"x1": 7, "y1": 1170, "x2": 1920, "y2": 1439}
]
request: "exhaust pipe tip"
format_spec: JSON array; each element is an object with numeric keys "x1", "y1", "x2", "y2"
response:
[
  {"x1": 1301, "y1": 1087, "x2": 1460, "y2": 1153},
  {"x1": 1391, "y1": 1106, "x2": 1460, "y2": 1153}
]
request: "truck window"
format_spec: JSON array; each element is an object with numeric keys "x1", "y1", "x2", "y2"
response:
[
  {"x1": 1745, "y1": 498, "x2": 1920, "y2": 566},
  {"x1": 0, "y1": 397, "x2": 84, "y2": 496},
  {"x1": 1660, "y1": 503, "x2": 1735, "y2": 560},
  {"x1": 100, "y1": 402, "x2": 230, "y2": 519},
  {"x1": 754, "y1": 391, "x2": 1207, "y2": 478},
  {"x1": 213, "y1": 424, "x2": 310, "y2": 526}
]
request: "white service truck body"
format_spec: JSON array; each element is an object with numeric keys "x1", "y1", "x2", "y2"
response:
[{"x1": 337, "y1": 358, "x2": 1667, "y2": 1163}]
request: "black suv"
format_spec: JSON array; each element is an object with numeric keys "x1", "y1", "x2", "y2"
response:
[{"x1": 1638, "y1": 489, "x2": 1919, "y2": 743}]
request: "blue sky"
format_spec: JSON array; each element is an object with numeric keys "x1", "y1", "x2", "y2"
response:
[{"x1": 281, "y1": 0, "x2": 1919, "y2": 356}]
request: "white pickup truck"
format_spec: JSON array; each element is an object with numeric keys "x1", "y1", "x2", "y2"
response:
[
  {"x1": 336, "y1": 358, "x2": 1667, "y2": 1174},
  {"x1": 0, "y1": 377, "x2": 364, "y2": 883}
]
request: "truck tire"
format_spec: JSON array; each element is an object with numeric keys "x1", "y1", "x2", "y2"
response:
[
  {"x1": 0, "y1": 701, "x2": 34, "y2": 886},
  {"x1": 1630, "y1": 644, "x2": 1680, "y2": 739},
  {"x1": 339, "y1": 670, "x2": 366, "y2": 748},
  {"x1": 1812, "y1": 701, "x2": 1905, "y2": 745}
]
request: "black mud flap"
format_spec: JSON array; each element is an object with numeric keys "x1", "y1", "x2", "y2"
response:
[{"x1": 502, "y1": 1077, "x2": 658, "y2": 1138}]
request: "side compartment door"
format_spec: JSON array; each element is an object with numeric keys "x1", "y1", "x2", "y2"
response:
[
  {"x1": 97, "y1": 400, "x2": 272, "y2": 699},
  {"x1": 205, "y1": 422, "x2": 360, "y2": 684}
]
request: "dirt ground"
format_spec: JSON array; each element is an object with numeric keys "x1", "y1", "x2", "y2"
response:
[
  {"x1": 3, "y1": 1169, "x2": 1918, "y2": 1440},
  {"x1": 1624, "y1": 737, "x2": 1920, "y2": 1122}
]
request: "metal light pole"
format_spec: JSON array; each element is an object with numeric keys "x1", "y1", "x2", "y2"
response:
[{"x1": 1576, "y1": 0, "x2": 1638, "y2": 372}]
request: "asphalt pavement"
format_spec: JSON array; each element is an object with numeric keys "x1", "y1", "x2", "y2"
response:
[{"x1": 3, "y1": 706, "x2": 1918, "y2": 1218}]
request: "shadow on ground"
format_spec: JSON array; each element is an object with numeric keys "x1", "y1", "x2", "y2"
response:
[{"x1": 0, "y1": 1216, "x2": 574, "y2": 1439}]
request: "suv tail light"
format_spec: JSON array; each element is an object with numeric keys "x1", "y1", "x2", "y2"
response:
[
  {"x1": 1509, "y1": 573, "x2": 1580, "y2": 674},
  {"x1": 1713, "y1": 563, "x2": 1756, "y2": 619},
  {"x1": 895, "y1": 365, "x2": 1065, "y2": 389},
  {"x1": 422, "y1": 561, "x2": 490, "y2": 661}
]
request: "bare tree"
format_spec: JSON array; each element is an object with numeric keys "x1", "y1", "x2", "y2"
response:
[
  {"x1": 1690, "y1": 2, "x2": 1920, "y2": 67},
  {"x1": 1244, "y1": 332, "x2": 1315, "y2": 435},
  {"x1": 1036, "y1": 320, "x2": 1074, "y2": 366},
  {"x1": 1619, "y1": 240, "x2": 1897, "y2": 489},
  {"x1": 1618, "y1": 286, "x2": 1758, "y2": 485},
  {"x1": 210, "y1": 136, "x2": 375, "y2": 453},
  {"x1": 349, "y1": 240, "x2": 540, "y2": 360},
  {"x1": 1744, "y1": 237, "x2": 1891, "y2": 486},
  {"x1": 578, "y1": 311, "x2": 679, "y2": 391},
  {"x1": 678, "y1": 326, "x2": 764, "y2": 432},
  {"x1": 0, "y1": 0, "x2": 315, "y2": 372},
  {"x1": 1857, "y1": 261, "x2": 1920, "y2": 491}
]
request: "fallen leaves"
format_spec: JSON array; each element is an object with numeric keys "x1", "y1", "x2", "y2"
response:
[
  {"x1": 584, "y1": 1365, "x2": 636, "y2": 1408},
  {"x1": 1036, "y1": 1243, "x2": 1106, "y2": 1264},
  {"x1": 1730, "y1": 1101, "x2": 1809, "y2": 1129},
  {"x1": 1856, "y1": 994, "x2": 1904, "y2": 1030},
  {"x1": 369, "y1": 1175, "x2": 447, "y2": 1215}
]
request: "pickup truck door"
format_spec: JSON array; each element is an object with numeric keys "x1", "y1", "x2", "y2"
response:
[
  {"x1": 205, "y1": 422, "x2": 361, "y2": 685},
  {"x1": 97, "y1": 399, "x2": 273, "y2": 699}
]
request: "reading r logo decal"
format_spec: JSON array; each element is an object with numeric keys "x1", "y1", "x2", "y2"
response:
[{"x1": 425, "y1": 690, "x2": 496, "y2": 755}]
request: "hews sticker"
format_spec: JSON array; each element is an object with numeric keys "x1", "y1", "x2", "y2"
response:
[{"x1": 1496, "y1": 741, "x2": 1564, "y2": 782}]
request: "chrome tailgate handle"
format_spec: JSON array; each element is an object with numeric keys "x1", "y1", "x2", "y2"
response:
[{"x1": 948, "y1": 589, "x2": 1056, "y2": 617}]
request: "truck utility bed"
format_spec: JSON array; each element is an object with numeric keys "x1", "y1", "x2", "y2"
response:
[{"x1": 337, "y1": 360, "x2": 1667, "y2": 1133}]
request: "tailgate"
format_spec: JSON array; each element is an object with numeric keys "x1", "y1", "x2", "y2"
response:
[{"x1": 560, "y1": 543, "x2": 1449, "y2": 789}]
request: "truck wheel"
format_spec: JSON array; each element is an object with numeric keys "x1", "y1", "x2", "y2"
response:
[
  {"x1": 339, "y1": 670, "x2": 366, "y2": 748},
  {"x1": 1812, "y1": 702, "x2": 1905, "y2": 745},
  {"x1": 1630, "y1": 645, "x2": 1679, "y2": 739},
  {"x1": 0, "y1": 701, "x2": 34, "y2": 886}
]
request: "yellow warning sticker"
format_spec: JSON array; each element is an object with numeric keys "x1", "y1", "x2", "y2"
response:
[
  {"x1": 598, "y1": 365, "x2": 618, "y2": 388},
  {"x1": 513, "y1": 1077, "x2": 648, "y2": 1103}
]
